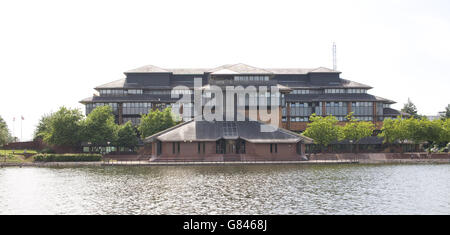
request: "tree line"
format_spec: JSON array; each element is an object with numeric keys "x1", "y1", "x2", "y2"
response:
[
  {"x1": 0, "y1": 116, "x2": 14, "y2": 147},
  {"x1": 303, "y1": 113, "x2": 450, "y2": 152},
  {"x1": 34, "y1": 106, "x2": 179, "y2": 152}
]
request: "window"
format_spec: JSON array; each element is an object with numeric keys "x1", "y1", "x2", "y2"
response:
[
  {"x1": 145, "y1": 90, "x2": 171, "y2": 95},
  {"x1": 173, "y1": 142, "x2": 180, "y2": 154},
  {"x1": 325, "y1": 89, "x2": 346, "y2": 94},
  {"x1": 352, "y1": 102, "x2": 373, "y2": 116},
  {"x1": 347, "y1": 89, "x2": 367, "y2": 94},
  {"x1": 270, "y1": 144, "x2": 278, "y2": 153},
  {"x1": 86, "y1": 103, "x2": 119, "y2": 115},
  {"x1": 99, "y1": 89, "x2": 126, "y2": 96},
  {"x1": 128, "y1": 89, "x2": 143, "y2": 95},
  {"x1": 291, "y1": 89, "x2": 322, "y2": 95},
  {"x1": 198, "y1": 142, "x2": 206, "y2": 154},
  {"x1": 234, "y1": 76, "x2": 269, "y2": 82},
  {"x1": 326, "y1": 102, "x2": 348, "y2": 116},
  {"x1": 123, "y1": 102, "x2": 152, "y2": 115}
]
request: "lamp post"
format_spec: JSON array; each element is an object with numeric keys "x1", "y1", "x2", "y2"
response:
[{"x1": 349, "y1": 140, "x2": 354, "y2": 154}]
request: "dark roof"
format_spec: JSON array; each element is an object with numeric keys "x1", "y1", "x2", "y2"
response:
[
  {"x1": 285, "y1": 93, "x2": 395, "y2": 103},
  {"x1": 95, "y1": 78, "x2": 126, "y2": 89},
  {"x1": 144, "y1": 120, "x2": 313, "y2": 144},
  {"x1": 123, "y1": 63, "x2": 339, "y2": 75},
  {"x1": 383, "y1": 108, "x2": 411, "y2": 116},
  {"x1": 210, "y1": 63, "x2": 274, "y2": 75},
  {"x1": 125, "y1": 65, "x2": 170, "y2": 73}
]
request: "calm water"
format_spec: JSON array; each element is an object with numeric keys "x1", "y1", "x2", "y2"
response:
[{"x1": 0, "y1": 164, "x2": 449, "y2": 215}]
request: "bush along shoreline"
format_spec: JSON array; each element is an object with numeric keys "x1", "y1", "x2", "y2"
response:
[{"x1": 33, "y1": 154, "x2": 102, "y2": 162}]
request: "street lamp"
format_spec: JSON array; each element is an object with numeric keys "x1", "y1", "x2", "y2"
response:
[{"x1": 349, "y1": 140, "x2": 354, "y2": 154}]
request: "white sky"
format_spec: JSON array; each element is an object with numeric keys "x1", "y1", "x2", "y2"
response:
[{"x1": 1, "y1": 0, "x2": 449, "y2": 141}]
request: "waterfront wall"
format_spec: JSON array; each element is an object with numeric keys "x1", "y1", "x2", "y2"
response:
[{"x1": 309, "y1": 153, "x2": 450, "y2": 162}]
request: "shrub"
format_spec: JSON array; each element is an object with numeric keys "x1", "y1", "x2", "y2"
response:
[
  {"x1": 39, "y1": 148, "x2": 55, "y2": 154},
  {"x1": 34, "y1": 154, "x2": 102, "y2": 162}
]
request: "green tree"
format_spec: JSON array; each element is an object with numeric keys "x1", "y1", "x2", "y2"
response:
[
  {"x1": 0, "y1": 115, "x2": 12, "y2": 147},
  {"x1": 115, "y1": 121, "x2": 138, "y2": 151},
  {"x1": 303, "y1": 114, "x2": 342, "y2": 152},
  {"x1": 81, "y1": 106, "x2": 117, "y2": 150},
  {"x1": 417, "y1": 118, "x2": 442, "y2": 145},
  {"x1": 138, "y1": 107, "x2": 177, "y2": 138},
  {"x1": 380, "y1": 118, "x2": 408, "y2": 144},
  {"x1": 443, "y1": 104, "x2": 450, "y2": 119},
  {"x1": 401, "y1": 98, "x2": 420, "y2": 119},
  {"x1": 43, "y1": 107, "x2": 83, "y2": 148},
  {"x1": 341, "y1": 113, "x2": 375, "y2": 152},
  {"x1": 33, "y1": 113, "x2": 53, "y2": 140},
  {"x1": 440, "y1": 118, "x2": 450, "y2": 144}
]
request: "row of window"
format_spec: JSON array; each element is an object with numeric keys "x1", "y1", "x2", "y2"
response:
[
  {"x1": 99, "y1": 87, "x2": 369, "y2": 97},
  {"x1": 282, "y1": 116, "x2": 374, "y2": 122},
  {"x1": 85, "y1": 103, "x2": 118, "y2": 115},
  {"x1": 234, "y1": 76, "x2": 270, "y2": 82},
  {"x1": 99, "y1": 89, "x2": 127, "y2": 96},
  {"x1": 123, "y1": 117, "x2": 141, "y2": 126},
  {"x1": 291, "y1": 89, "x2": 322, "y2": 95},
  {"x1": 123, "y1": 103, "x2": 171, "y2": 116},
  {"x1": 99, "y1": 89, "x2": 193, "y2": 97},
  {"x1": 324, "y1": 89, "x2": 368, "y2": 94},
  {"x1": 355, "y1": 116, "x2": 374, "y2": 121}
]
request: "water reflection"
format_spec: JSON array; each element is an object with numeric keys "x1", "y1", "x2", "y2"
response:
[{"x1": 0, "y1": 164, "x2": 449, "y2": 215}]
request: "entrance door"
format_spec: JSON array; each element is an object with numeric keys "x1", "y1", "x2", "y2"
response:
[{"x1": 226, "y1": 140, "x2": 236, "y2": 154}]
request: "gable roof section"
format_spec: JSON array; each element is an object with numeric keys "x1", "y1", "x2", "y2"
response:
[
  {"x1": 144, "y1": 120, "x2": 313, "y2": 144},
  {"x1": 95, "y1": 78, "x2": 126, "y2": 89},
  {"x1": 210, "y1": 63, "x2": 273, "y2": 75},
  {"x1": 310, "y1": 67, "x2": 340, "y2": 73},
  {"x1": 125, "y1": 65, "x2": 170, "y2": 73},
  {"x1": 123, "y1": 64, "x2": 340, "y2": 75}
]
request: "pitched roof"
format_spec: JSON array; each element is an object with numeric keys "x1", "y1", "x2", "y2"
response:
[
  {"x1": 95, "y1": 78, "x2": 126, "y2": 89},
  {"x1": 383, "y1": 108, "x2": 411, "y2": 116},
  {"x1": 310, "y1": 67, "x2": 340, "y2": 73},
  {"x1": 123, "y1": 64, "x2": 339, "y2": 75},
  {"x1": 144, "y1": 120, "x2": 313, "y2": 144},
  {"x1": 125, "y1": 65, "x2": 170, "y2": 73},
  {"x1": 210, "y1": 63, "x2": 273, "y2": 75}
]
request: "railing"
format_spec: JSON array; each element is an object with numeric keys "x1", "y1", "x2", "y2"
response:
[{"x1": 101, "y1": 155, "x2": 360, "y2": 165}]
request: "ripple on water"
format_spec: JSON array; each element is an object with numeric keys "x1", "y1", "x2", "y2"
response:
[{"x1": 0, "y1": 164, "x2": 449, "y2": 215}]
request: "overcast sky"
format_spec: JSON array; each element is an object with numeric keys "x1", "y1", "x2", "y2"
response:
[{"x1": 1, "y1": 0, "x2": 449, "y2": 141}]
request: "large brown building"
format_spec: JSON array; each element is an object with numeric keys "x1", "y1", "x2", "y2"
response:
[{"x1": 80, "y1": 63, "x2": 405, "y2": 160}]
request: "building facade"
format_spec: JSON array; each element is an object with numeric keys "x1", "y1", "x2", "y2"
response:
[{"x1": 80, "y1": 63, "x2": 404, "y2": 131}]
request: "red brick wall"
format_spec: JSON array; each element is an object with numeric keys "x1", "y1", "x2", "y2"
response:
[{"x1": 146, "y1": 141, "x2": 305, "y2": 161}]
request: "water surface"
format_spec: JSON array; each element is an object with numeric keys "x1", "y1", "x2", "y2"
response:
[{"x1": 0, "y1": 164, "x2": 449, "y2": 214}]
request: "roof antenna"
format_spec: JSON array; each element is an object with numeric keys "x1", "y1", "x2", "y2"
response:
[{"x1": 332, "y1": 42, "x2": 337, "y2": 71}]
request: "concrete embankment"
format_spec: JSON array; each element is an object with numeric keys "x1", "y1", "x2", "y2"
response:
[
  {"x1": 309, "y1": 153, "x2": 450, "y2": 164},
  {"x1": 0, "y1": 162, "x2": 103, "y2": 167},
  {"x1": 0, "y1": 153, "x2": 449, "y2": 167}
]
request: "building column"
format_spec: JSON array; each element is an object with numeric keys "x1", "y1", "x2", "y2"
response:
[
  {"x1": 322, "y1": 102, "x2": 326, "y2": 116},
  {"x1": 287, "y1": 102, "x2": 291, "y2": 129},
  {"x1": 118, "y1": 103, "x2": 123, "y2": 125},
  {"x1": 347, "y1": 102, "x2": 352, "y2": 117},
  {"x1": 373, "y1": 101, "x2": 377, "y2": 123}
]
